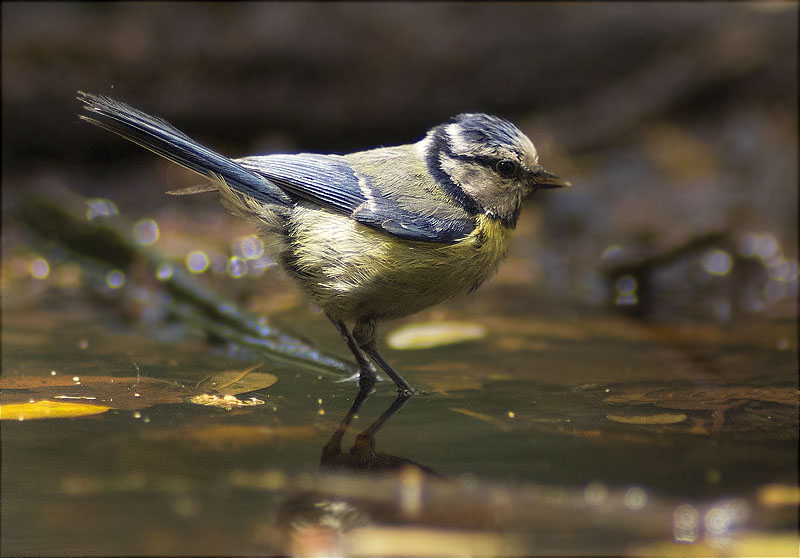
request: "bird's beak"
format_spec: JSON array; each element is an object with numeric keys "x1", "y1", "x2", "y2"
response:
[{"x1": 531, "y1": 166, "x2": 571, "y2": 189}]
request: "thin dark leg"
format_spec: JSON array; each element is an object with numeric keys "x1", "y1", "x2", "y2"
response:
[
  {"x1": 362, "y1": 345, "x2": 414, "y2": 394},
  {"x1": 353, "y1": 318, "x2": 415, "y2": 395},
  {"x1": 328, "y1": 315, "x2": 377, "y2": 382}
]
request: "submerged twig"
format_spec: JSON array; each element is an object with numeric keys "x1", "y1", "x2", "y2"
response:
[{"x1": 16, "y1": 196, "x2": 356, "y2": 378}]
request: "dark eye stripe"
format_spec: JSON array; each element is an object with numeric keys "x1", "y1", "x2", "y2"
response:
[{"x1": 437, "y1": 133, "x2": 518, "y2": 172}]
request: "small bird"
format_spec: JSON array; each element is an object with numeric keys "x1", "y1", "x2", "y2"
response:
[{"x1": 78, "y1": 91, "x2": 569, "y2": 394}]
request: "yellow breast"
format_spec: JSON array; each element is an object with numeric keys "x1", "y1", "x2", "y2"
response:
[{"x1": 286, "y1": 208, "x2": 515, "y2": 321}]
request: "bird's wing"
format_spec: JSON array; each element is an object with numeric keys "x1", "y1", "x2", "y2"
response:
[{"x1": 237, "y1": 154, "x2": 476, "y2": 243}]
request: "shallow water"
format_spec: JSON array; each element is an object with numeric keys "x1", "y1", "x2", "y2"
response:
[{"x1": 2, "y1": 272, "x2": 796, "y2": 556}]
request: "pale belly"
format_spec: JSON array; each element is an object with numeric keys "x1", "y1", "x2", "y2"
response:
[{"x1": 282, "y1": 206, "x2": 514, "y2": 322}]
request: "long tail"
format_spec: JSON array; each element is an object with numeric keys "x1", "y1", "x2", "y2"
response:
[{"x1": 77, "y1": 91, "x2": 291, "y2": 206}]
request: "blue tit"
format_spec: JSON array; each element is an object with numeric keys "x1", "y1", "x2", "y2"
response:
[{"x1": 78, "y1": 91, "x2": 569, "y2": 394}]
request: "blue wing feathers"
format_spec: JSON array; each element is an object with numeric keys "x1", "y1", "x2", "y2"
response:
[
  {"x1": 79, "y1": 92, "x2": 475, "y2": 243},
  {"x1": 242, "y1": 155, "x2": 475, "y2": 242},
  {"x1": 239, "y1": 154, "x2": 367, "y2": 212}
]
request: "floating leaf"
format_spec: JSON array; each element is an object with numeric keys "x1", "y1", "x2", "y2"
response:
[
  {"x1": 0, "y1": 400, "x2": 111, "y2": 420},
  {"x1": 606, "y1": 413, "x2": 687, "y2": 425},
  {"x1": 189, "y1": 394, "x2": 265, "y2": 410},
  {"x1": 0, "y1": 367, "x2": 278, "y2": 415},
  {"x1": 195, "y1": 364, "x2": 277, "y2": 395},
  {"x1": 0, "y1": 375, "x2": 189, "y2": 410},
  {"x1": 387, "y1": 322, "x2": 487, "y2": 350},
  {"x1": 603, "y1": 385, "x2": 799, "y2": 410}
]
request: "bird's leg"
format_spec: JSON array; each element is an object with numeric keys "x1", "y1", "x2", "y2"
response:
[
  {"x1": 353, "y1": 318, "x2": 415, "y2": 395},
  {"x1": 328, "y1": 315, "x2": 378, "y2": 383}
]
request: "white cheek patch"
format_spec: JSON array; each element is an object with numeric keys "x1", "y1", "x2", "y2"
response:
[
  {"x1": 439, "y1": 152, "x2": 460, "y2": 181},
  {"x1": 440, "y1": 153, "x2": 493, "y2": 199}
]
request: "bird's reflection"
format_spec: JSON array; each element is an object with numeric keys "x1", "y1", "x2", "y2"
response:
[
  {"x1": 274, "y1": 378, "x2": 440, "y2": 553},
  {"x1": 320, "y1": 376, "x2": 438, "y2": 476}
]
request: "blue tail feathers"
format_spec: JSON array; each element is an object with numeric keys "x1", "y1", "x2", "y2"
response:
[{"x1": 77, "y1": 91, "x2": 291, "y2": 207}]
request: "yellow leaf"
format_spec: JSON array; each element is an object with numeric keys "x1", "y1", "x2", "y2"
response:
[
  {"x1": 189, "y1": 394, "x2": 265, "y2": 410},
  {"x1": 0, "y1": 400, "x2": 111, "y2": 420},
  {"x1": 758, "y1": 484, "x2": 800, "y2": 508},
  {"x1": 195, "y1": 364, "x2": 277, "y2": 395},
  {"x1": 387, "y1": 322, "x2": 487, "y2": 350},
  {"x1": 606, "y1": 413, "x2": 687, "y2": 425}
]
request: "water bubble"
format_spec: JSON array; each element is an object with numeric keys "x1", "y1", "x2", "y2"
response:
[
  {"x1": 769, "y1": 258, "x2": 798, "y2": 282},
  {"x1": 601, "y1": 244, "x2": 623, "y2": 260},
  {"x1": 30, "y1": 257, "x2": 50, "y2": 279},
  {"x1": 584, "y1": 482, "x2": 608, "y2": 506},
  {"x1": 624, "y1": 487, "x2": 647, "y2": 510},
  {"x1": 616, "y1": 275, "x2": 637, "y2": 295},
  {"x1": 133, "y1": 219, "x2": 159, "y2": 245},
  {"x1": 755, "y1": 234, "x2": 779, "y2": 261},
  {"x1": 186, "y1": 251, "x2": 209, "y2": 273},
  {"x1": 615, "y1": 275, "x2": 638, "y2": 305},
  {"x1": 156, "y1": 263, "x2": 174, "y2": 281},
  {"x1": 233, "y1": 235, "x2": 264, "y2": 260},
  {"x1": 106, "y1": 269, "x2": 125, "y2": 289},
  {"x1": 673, "y1": 504, "x2": 699, "y2": 542},
  {"x1": 704, "y1": 507, "x2": 731, "y2": 535},
  {"x1": 85, "y1": 198, "x2": 118, "y2": 220},
  {"x1": 701, "y1": 249, "x2": 733, "y2": 276},
  {"x1": 227, "y1": 257, "x2": 247, "y2": 278}
]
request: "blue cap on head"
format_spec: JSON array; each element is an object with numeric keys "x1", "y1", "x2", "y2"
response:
[{"x1": 448, "y1": 113, "x2": 528, "y2": 152}]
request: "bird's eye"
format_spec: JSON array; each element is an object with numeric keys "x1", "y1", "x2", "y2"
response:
[{"x1": 494, "y1": 159, "x2": 518, "y2": 178}]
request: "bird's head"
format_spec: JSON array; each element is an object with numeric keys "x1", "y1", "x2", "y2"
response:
[{"x1": 423, "y1": 113, "x2": 569, "y2": 227}]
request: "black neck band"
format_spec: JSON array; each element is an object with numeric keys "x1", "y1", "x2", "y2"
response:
[{"x1": 425, "y1": 127, "x2": 483, "y2": 216}]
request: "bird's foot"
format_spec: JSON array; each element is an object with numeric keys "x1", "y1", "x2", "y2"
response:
[{"x1": 397, "y1": 387, "x2": 429, "y2": 397}]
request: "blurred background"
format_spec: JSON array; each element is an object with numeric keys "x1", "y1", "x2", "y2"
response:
[
  {"x1": 2, "y1": 2, "x2": 797, "y2": 320},
  {"x1": 2, "y1": 2, "x2": 797, "y2": 323},
  {"x1": 2, "y1": 3, "x2": 798, "y2": 556}
]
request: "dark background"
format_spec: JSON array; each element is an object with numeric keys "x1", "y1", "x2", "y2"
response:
[{"x1": 2, "y1": 2, "x2": 798, "y2": 317}]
